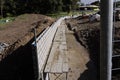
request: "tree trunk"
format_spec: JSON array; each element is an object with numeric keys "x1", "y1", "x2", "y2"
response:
[{"x1": 0, "y1": 0, "x2": 3, "y2": 18}]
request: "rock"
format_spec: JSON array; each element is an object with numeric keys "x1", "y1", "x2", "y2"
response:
[{"x1": 0, "y1": 42, "x2": 9, "y2": 53}]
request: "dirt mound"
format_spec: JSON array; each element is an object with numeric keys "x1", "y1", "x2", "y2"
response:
[
  {"x1": 0, "y1": 14, "x2": 55, "y2": 60},
  {"x1": 0, "y1": 14, "x2": 54, "y2": 44},
  {"x1": 0, "y1": 14, "x2": 55, "y2": 80}
]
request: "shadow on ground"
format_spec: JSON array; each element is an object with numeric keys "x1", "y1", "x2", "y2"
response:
[
  {"x1": 78, "y1": 60, "x2": 97, "y2": 80},
  {"x1": 73, "y1": 29, "x2": 100, "y2": 80},
  {"x1": 0, "y1": 41, "x2": 35, "y2": 80}
]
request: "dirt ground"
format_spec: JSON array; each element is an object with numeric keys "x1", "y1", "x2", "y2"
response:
[
  {"x1": 0, "y1": 14, "x2": 54, "y2": 45},
  {"x1": 66, "y1": 17, "x2": 100, "y2": 79},
  {"x1": 65, "y1": 25, "x2": 97, "y2": 80},
  {"x1": 0, "y1": 14, "x2": 55, "y2": 60},
  {"x1": 65, "y1": 16, "x2": 120, "y2": 80}
]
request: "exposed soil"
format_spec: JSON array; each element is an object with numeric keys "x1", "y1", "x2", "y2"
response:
[
  {"x1": 0, "y1": 14, "x2": 55, "y2": 80},
  {"x1": 1, "y1": 14, "x2": 120, "y2": 80},
  {"x1": 0, "y1": 14, "x2": 55, "y2": 60},
  {"x1": 65, "y1": 24, "x2": 97, "y2": 80},
  {"x1": 65, "y1": 16, "x2": 120, "y2": 80},
  {"x1": 0, "y1": 14, "x2": 54, "y2": 45}
]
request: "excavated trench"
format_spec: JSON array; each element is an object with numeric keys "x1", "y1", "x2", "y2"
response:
[
  {"x1": 66, "y1": 17, "x2": 120, "y2": 80},
  {"x1": 1, "y1": 15, "x2": 120, "y2": 80}
]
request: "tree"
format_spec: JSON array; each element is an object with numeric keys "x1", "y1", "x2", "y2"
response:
[
  {"x1": 71, "y1": 0, "x2": 79, "y2": 10},
  {"x1": 0, "y1": 0, "x2": 80, "y2": 17},
  {"x1": 0, "y1": 0, "x2": 4, "y2": 18},
  {"x1": 62, "y1": 0, "x2": 79, "y2": 13},
  {"x1": 57, "y1": 0, "x2": 63, "y2": 12}
]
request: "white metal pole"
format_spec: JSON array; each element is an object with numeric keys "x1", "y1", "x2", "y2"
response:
[{"x1": 100, "y1": 0, "x2": 113, "y2": 80}]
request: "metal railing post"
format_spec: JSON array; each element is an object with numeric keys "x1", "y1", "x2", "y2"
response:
[
  {"x1": 100, "y1": 0, "x2": 113, "y2": 80},
  {"x1": 33, "y1": 28, "x2": 40, "y2": 80}
]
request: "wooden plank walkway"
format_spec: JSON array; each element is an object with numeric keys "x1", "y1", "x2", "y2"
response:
[
  {"x1": 44, "y1": 21, "x2": 68, "y2": 77},
  {"x1": 44, "y1": 17, "x2": 97, "y2": 80}
]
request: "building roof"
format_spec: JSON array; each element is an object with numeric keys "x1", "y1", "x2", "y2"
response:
[{"x1": 80, "y1": 5, "x2": 99, "y2": 8}]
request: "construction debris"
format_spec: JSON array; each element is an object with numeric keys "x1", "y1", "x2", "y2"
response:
[{"x1": 0, "y1": 42, "x2": 9, "y2": 53}]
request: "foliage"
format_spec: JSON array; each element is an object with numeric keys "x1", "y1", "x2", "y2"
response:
[
  {"x1": 0, "y1": 17, "x2": 15, "y2": 27},
  {"x1": 0, "y1": 0, "x2": 79, "y2": 17}
]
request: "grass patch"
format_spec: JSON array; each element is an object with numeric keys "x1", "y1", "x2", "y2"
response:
[
  {"x1": 0, "y1": 17, "x2": 15, "y2": 24},
  {"x1": 46, "y1": 12, "x2": 70, "y2": 18},
  {"x1": 46, "y1": 11, "x2": 82, "y2": 18},
  {"x1": 46, "y1": 11, "x2": 97, "y2": 18},
  {"x1": 0, "y1": 17, "x2": 15, "y2": 30},
  {"x1": 80, "y1": 10, "x2": 98, "y2": 15},
  {"x1": 16, "y1": 14, "x2": 29, "y2": 20}
]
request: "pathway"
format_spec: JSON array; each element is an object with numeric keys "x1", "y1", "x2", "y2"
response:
[{"x1": 44, "y1": 20, "x2": 97, "y2": 80}]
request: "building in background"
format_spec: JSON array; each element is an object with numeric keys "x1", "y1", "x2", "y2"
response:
[{"x1": 79, "y1": 5, "x2": 99, "y2": 11}]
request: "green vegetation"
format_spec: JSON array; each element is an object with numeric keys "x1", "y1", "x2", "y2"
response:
[
  {"x1": 47, "y1": 10, "x2": 97, "y2": 18},
  {"x1": 0, "y1": 0, "x2": 80, "y2": 18},
  {"x1": 47, "y1": 12, "x2": 71, "y2": 18},
  {"x1": 0, "y1": 17, "x2": 15, "y2": 27},
  {"x1": 47, "y1": 13, "x2": 64, "y2": 18},
  {"x1": 47, "y1": 11, "x2": 81, "y2": 18},
  {"x1": 82, "y1": 10, "x2": 98, "y2": 14}
]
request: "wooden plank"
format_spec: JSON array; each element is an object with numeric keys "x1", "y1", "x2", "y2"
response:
[
  {"x1": 50, "y1": 42, "x2": 67, "y2": 73},
  {"x1": 62, "y1": 63, "x2": 68, "y2": 72},
  {"x1": 60, "y1": 24, "x2": 69, "y2": 72},
  {"x1": 50, "y1": 62, "x2": 63, "y2": 73},
  {"x1": 59, "y1": 43, "x2": 68, "y2": 73},
  {"x1": 50, "y1": 47, "x2": 62, "y2": 71},
  {"x1": 61, "y1": 42, "x2": 67, "y2": 45},
  {"x1": 54, "y1": 36, "x2": 66, "y2": 42},
  {"x1": 62, "y1": 51, "x2": 69, "y2": 72},
  {"x1": 54, "y1": 30, "x2": 62, "y2": 41},
  {"x1": 45, "y1": 62, "x2": 52, "y2": 73},
  {"x1": 59, "y1": 43, "x2": 67, "y2": 50},
  {"x1": 50, "y1": 47, "x2": 63, "y2": 73},
  {"x1": 44, "y1": 42, "x2": 59, "y2": 72},
  {"x1": 45, "y1": 20, "x2": 69, "y2": 74},
  {"x1": 44, "y1": 51, "x2": 55, "y2": 72}
]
